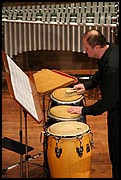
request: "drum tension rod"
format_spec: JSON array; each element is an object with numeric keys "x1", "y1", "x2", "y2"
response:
[
  {"x1": 89, "y1": 131, "x2": 94, "y2": 148},
  {"x1": 54, "y1": 137, "x2": 62, "y2": 158},
  {"x1": 76, "y1": 136, "x2": 84, "y2": 157}
]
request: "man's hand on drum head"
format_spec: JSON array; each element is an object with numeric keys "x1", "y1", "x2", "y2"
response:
[
  {"x1": 71, "y1": 83, "x2": 86, "y2": 94},
  {"x1": 67, "y1": 106, "x2": 83, "y2": 114}
]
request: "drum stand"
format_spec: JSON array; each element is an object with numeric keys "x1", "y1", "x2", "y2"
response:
[{"x1": 41, "y1": 95, "x2": 51, "y2": 178}]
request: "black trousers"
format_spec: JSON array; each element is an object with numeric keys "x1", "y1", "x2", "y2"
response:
[{"x1": 107, "y1": 108, "x2": 119, "y2": 178}]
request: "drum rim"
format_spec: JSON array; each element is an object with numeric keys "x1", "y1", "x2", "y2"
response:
[
  {"x1": 50, "y1": 94, "x2": 84, "y2": 104},
  {"x1": 47, "y1": 121, "x2": 90, "y2": 138},
  {"x1": 48, "y1": 110, "x2": 82, "y2": 121},
  {"x1": 47, "y1": 129, "x2": 90, "y2": 138}
]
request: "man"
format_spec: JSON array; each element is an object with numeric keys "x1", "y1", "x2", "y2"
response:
[{"x1": 67, "y1": 29, "x2": 119, "y2": 178}]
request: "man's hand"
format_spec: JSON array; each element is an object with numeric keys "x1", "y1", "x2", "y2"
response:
[
  {"x1": 71, "y1": 83, "x2": 86, "y2": 94},
  {"x1": 67, "y1": 106, "x2": 83, "y2": 114}
]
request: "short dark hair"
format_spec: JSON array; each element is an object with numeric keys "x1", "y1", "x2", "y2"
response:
[{"x1": 82, "y1": 29, "x2": 107, "y2": 48}]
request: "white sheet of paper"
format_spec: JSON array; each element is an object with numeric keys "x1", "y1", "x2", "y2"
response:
[{"x1": 6, "y1": 55, "x2": 39, "y2": 121}]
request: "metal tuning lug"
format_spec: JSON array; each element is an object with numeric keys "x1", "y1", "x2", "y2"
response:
[
  {"x1": 76, "y1": 146, "x2": 83, "y2": 157},
  {"x1": 76, "y1": 135, "x2": 84, "y2": 157},
  {"x1": 55, "y1": 137, "x2": 62, "y2": 158},
  {"x1": 55, "y1": 147, "x2": 62, "y2": 158}
]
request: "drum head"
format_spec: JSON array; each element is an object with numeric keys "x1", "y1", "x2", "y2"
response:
[
  {"x1": 47, "y1": 121, "x2": 89, "y2": 137},
  {"x1": 49, "y1": 105, "x2": 81, "y2": 119},
  {"x1": 52, "y1": 87, "x2": 82, "y2": 102}
]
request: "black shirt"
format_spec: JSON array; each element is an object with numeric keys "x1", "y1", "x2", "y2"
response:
[{"x1": 82, "y1": 43, "x2": 119, "y2": 116}]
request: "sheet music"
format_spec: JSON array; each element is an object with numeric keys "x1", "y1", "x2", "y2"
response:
[{"x1": 6, "y1": 55, "x2": 39, "y2": 121}]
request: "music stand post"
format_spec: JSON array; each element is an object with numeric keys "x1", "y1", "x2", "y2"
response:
[
  {"x1": 19, "y1": 106, "x2": 23, "y2": 178},
  {"x1": 23, "y1": 109, "x2": 29, "y2": 178},
  {"x1": 2, "y1": 51, "x2": 44, "y2": 178}
]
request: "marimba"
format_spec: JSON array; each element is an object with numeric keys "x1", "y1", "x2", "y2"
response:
[{"x1": 2, "y1": 2, "x2": 119, "y2": 58}]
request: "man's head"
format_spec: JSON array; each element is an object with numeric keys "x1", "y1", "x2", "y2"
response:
[{"x1": 82, "y1": 29, "x2": 107, "y2": 58}]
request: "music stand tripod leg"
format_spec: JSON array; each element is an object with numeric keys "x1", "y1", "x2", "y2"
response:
[
  {"x1": 23, "y1": 109, "x2": 43, "y2": 178},
  {"x1": 2, "y1": 106, "x2": 24, "y2": 178}
]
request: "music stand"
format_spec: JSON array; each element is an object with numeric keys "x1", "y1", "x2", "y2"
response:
[{"x1": 2, "y1": 51, "x2": 44, "y2": 178}]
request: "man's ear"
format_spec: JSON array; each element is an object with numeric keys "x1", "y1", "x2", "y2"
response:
[{"x1": 94, "y1": 45, "x2": 100, "y2": 50}]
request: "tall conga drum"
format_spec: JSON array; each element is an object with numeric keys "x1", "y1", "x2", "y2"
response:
[
  {"x1": 46, "y1": 121, "x2": 93, "y2": 178},
  {"x1": 49, "y1": 87, "x2": 86, "y2": 123},
  {"x1": 47, "y1": 105, "x2": 84, "y2": 126}
]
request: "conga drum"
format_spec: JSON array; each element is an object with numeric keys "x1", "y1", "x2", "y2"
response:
[
  {"x1": 46, "y1": 121, "x2": 93, "y2": 178},
  {"x1": 50, "y1": 87, "x2": 85, "y2": 106},
  {"x1": 49, "y1": 87, "x2": 86, "y2": 123},
  {"x1": 47, "y1": 105, "x2": 84, "y2": 126}
]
